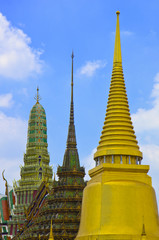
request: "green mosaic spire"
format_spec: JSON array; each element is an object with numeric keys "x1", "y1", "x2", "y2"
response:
[
  {"x1": 7, "y1": 89, "x2": 53, "y2": 237},
  {"x1": 22, "y1": 87, "x2": 52, "y2": 184},
  {"x1": 27, "y1": 87, "x2": 47, "y2": 149},
  {"x1": 15, "y1": 54, "x2": 85, "y2": 240}
]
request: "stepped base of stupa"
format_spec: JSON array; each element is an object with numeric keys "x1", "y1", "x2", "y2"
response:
[{"x1": 76, "y1": 163, "x2": 159, "y2": 240}]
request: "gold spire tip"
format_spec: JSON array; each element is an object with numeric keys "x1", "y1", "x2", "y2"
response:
[
  {"x1": 116, "y1": 10, "x2": 120, "y2": 15},
  {"x1": 34, "y1": 86, "x2": 41, "y2": 103}
]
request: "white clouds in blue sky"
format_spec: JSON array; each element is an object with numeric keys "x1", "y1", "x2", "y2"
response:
[
  {"x1": 0, "y1": 93, "x2": 13, "y2": 107},
  {"x1": 81, "y1": 148, "x2": 96, "y2": 180},
  {"x1": 0, "y1": 13, "x2": 43, "y2": 80},
  {"x1": 132, "y1": 73, "x2": 159, "y2": 133},
  {"x1": 121, "y1": 30, "x2": 134, "y2": 36},
  {"x1": 112, "y1": 30, "x2": 134, "y2": 37},
  {"x1": 131, "y1": 73, "x2": 159, "y2": 202},
  {"x1": 0, "y1": 12, "x2": 41, "y2": 192},
  {"x1": 0, "y1": 1, "x2": 159, "y2": 207},
  {"x1": 0, "y1": 112, "x2": 27, "y2": 192},
  {"x1": 78, "y1": 60, "x2": 106, "y2": 77}
]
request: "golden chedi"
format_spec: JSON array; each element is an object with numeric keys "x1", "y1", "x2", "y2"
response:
[{"x1": 76, "y1": 11, "x2": 159, "y2": 240}]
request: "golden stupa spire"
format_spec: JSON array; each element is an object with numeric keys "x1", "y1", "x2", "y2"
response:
[
  {"x1": 34, "y1": 86, "x2": 41, "y2": 104},
  {"x1": 75, "y1": 12, "x2": 159, "y2": 240},
  {"x1": 113, "y1": 11, "x2": 122, "y2": 65},
  {"x1": 94, "y1": 11, "x2": 142, "y2": 164},
  {"x1": 48, "y1": 218, "x2": 54, "y2": 240}
]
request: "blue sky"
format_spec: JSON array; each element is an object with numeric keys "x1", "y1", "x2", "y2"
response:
[{"x1": 0, "y1": 0, "x2": 159, "y2": 205}]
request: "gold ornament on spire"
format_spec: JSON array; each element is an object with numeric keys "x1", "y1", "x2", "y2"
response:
[
  {"x1": 2, "y1": 170, "x2": 8, "y2": 196},
  {"x1": 2, "y1": 170, "x2": 11, "y2": 217},
  {"x1": 48, "y1": 218, "x2": 54, "y2": 240},
  {"x1": 113, "y1": 11, "x2": 122, "y2": 65},
  {"x1": 94, "y1": 11, "x2": 142, "y2": 163},
  {"x1": 34, "y1": 86, "x2": 41, "y2": 104}
]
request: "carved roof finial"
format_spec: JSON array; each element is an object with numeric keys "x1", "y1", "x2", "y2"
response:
[
  {"x1": 2, "y1": 170, "x2": 8, "y2": 196},
  {"x1": 34, "y1": 86, "x2": 41, "y2": 104},
  {"x1": 49, "y1": 218, "x2": 54, "y2": 240}
]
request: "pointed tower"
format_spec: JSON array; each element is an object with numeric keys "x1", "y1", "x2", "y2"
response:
[
  {"x1": 63, "y1": 51, "x2": 80, "y2": 169},
  {"x1": 94, "y1": 11, "x2": 142, "y2": 164},
  {"x1": 50, "y1": 53, "x2": 85, "y2": 239},
  {"x1": 16, "y1": 53, "x2": 85, "y2": 240},
  {"x1": 8, "y1": 88, "x2": 53, "y2": 237},
  {"x1": 76, "y1": 12, "x2": 159, "y2": 240},
  {"x1": 48, "y1": 219, "x2": 54, "y2": 240}
]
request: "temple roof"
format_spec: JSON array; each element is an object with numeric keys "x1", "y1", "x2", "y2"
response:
[
  {"x1": 27, "y1": 88, "x2": 48, "y2": 148},
  {"x1": 94, "y1": 11, "x2": 142, "y2": 160},
  {"x1": 62, "y1": 52, "x2": 81, "y2": 170},
  {"x1": 66, "y1": 51, "x2": 77, "y2": 149}
]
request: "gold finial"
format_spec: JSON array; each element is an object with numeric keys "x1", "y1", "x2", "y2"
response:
[
  {"x1": 113, "y1": 10, "x2": 122, "y2": 65},
  {"x1": 34, "y1": 86, "x2": 41, "y2": 104},
  {"x1": 2, "y1": 170, "x2": 8, "y2": 197},
  {"x1": 39, "y1": 234, "x2": 41, "y2": 240},
  {"x1": 49, "y1": 218, "x2": 54, "y2": 240},
  {"x1": 2, "y1": 171, "x2": 11, "y2": 218}
]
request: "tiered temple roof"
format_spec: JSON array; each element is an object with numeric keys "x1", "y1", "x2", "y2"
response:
[
  {"x1": 14, "y1": 53, "x2": 85, "y2": 240},
  {"x1": 8, "y1": 89, "x2": 53, "y2": 237}
]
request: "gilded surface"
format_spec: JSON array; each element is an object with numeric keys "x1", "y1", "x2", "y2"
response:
[
  {"x1": 76, "y1": 12, "x2": 159, "y2": 240},
  {"x1": 94, "y1": 11, "x2": 142, "y2": 161}
]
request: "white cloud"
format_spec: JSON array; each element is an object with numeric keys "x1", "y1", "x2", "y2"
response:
[
  {"x1": 140, "y1": 144, "x2": 159, "y2": 203},
  {"x1": 78, "y1": 60, "x2": 106, "y2": 77},
  {"x1": 0, "y1": 12, "x2": 43, "y2": 80},
  {"x1": 81, "y1": 148, "x2": 96, "y2": 181},
  {"x1": 112, "y1": 30, "x2": 134, "y2": 37},
  {"x1": 141, "y1": 144, "x2": 159, "y2": 169},
  {"x1": 0, "y1": 112, "x2": 27, "y2": 194},
  {"x1": 131, "y1": 73, "x2": 159, "y2": 204},
  {"x1": 0, "y1": 157, "x2": 22, "y2": 194},
  {"x1": 121, "y1": 30, "x2": 134, "y2": 36},
  {"x1": 0, "y1": 112, "x2": 27, "y2": 145},
  {"x1": 132, "y1": 73, "x2": 159, "y2": 133},
  {"x1": 0, "y1": 93, "x2": 13, "y2": 107},
  {"x1": 18, "y1": 88, "x2": 28, "y2": 97}
]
